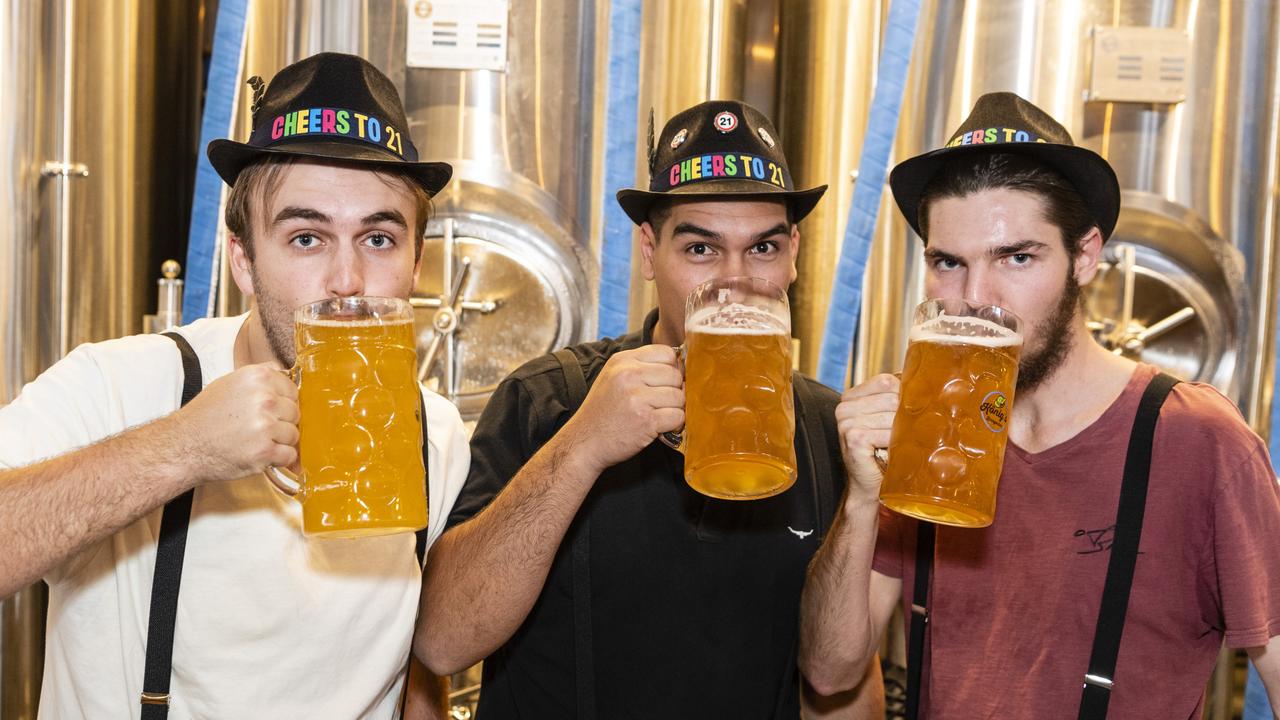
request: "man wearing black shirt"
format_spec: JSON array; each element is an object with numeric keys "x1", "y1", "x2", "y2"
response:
[{"x1": 416, "y1": 101, "x2": 882, "y2": 718}]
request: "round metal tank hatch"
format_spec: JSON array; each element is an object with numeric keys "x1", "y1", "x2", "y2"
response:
[
  {"x1": 1084, "y1": 192, "x2": 1248, "y2": 398},
  {"x1": 411, "y1": 210, "x2": 592, "y2": 422}
]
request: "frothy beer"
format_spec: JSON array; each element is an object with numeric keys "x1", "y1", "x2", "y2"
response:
[
  {"x1": 880, "y1": 308, "x2": 1022, "y2": 527},
  {"x1": 295, "y1": 310, "x2": 428, "y2": 537},
  {"x1": 683, "y1": 303, "x2": 797, "y2": 500}
]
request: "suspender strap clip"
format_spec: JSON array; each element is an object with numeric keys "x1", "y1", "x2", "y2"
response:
[
  {"x1": 140, "y1": 692, "x2": 171, "y2": 706},
  {"x1": 1083, "y1": 673, "x2": 1115, "y2": 690}
]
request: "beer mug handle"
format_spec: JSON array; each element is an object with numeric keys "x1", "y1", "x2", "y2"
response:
[
  {"x1": 659, "y1": 429, "x2": 685, "y2": 453},
  {"x1": 264, "y1": 466, "x2": 305, "y2": 498},
  {"x1": 263, "y1": 363, "x2": 305, "y2": 498},
  {"x1": 659, "y1": 342, "x2": 687, "y2": 453}
]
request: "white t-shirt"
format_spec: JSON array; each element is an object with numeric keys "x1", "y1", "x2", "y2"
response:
[{"x1": 0, "y1": 314, "x2": 469, "y2": 719}]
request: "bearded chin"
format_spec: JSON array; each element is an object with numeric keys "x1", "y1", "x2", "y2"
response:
[
  {"x1": 249, "y1": 264, "x2": 298, "y2": 367},
  {"x1": 1016, "y1": 271, "x2": 1081, "y2": 392}
]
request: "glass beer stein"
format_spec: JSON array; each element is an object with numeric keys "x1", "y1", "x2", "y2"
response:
[
  {"x1": 663, "y1": 276, "x2": 797, "y2": 500},
  {"x1": 879, "y1": 298, "x2": 1022, "y2": 528},
  {"x1": 266, "y1": 296, "x2": 428, "y2": 538}
]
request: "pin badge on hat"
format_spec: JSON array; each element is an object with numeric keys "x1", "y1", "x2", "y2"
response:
[
  {"x1": 757, "y1": 127, "x2": 775, "y2": 147},
  {"x1": 714, "y1": 111, "x2": 738, "y2": 133},
  {"x1": 670, "y1": 128, "x2": 688, "y2": 149}
]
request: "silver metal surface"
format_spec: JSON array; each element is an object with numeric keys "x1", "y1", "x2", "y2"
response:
[
  {"x1": 1084, "y1": 192, "x2": 1248, "y2": 391},
  {"x1": 775, "y1": 0, "x2": 882, "y2": 376},
  {"x1": 235, "y1": 0, "x2": 602, "y2": 419}
]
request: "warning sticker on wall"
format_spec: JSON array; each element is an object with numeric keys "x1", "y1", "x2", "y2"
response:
[{"x1": 406, "y1": 0, "x2": 509, "y2": 72}]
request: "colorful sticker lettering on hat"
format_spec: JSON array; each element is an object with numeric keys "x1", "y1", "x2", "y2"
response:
[
  {"x1": 945, "y1": 127, "x2": 1048, "y2": 149},
  {"x1": 661, "y1": 152, "x2": 790, "y2": 191},
  {"x1": 670, "y1": 128, "x2": 688, "y2": 149},
  {"x1": 713, "y1": 111, "x2": 738, "y2": 133},
  {"x1": 757, "y1": 127, "x2": 775, "y2": 148},
  {"x1": 268, "y1": 106, "x2": 408, "y2": 158}
]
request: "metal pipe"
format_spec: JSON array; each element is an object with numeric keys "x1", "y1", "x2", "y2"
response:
[{"x1": 1247, "y1": 2, "x2": 1280, "y2": 437}]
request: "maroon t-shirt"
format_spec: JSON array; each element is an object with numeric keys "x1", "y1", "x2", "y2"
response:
[{"x1": 873, "y1": 364, "x2": 1280, "y2": 719}]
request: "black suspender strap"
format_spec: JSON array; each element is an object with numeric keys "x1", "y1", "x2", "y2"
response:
[
  {"x1": 141, "y1": 333, "x2": 203, "y2": 718},
  {"x1": 554, "y1": 348, "x2": 596, "y2": 720},
  {"x1": 1077, "y1": 372, "x2": 1179, "y2": 719},
  {"x1": 414, "y1": 392, "x2": 431, "y2": 567},
  {"x1": 794, "y1": 374, "x2": 835, "y2": 539},
  {"x1": 905, "y1": 520, "x2": 935, "y2": 720}
]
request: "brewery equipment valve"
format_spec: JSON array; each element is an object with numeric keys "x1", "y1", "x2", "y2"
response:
[{"x1": 411, "y1": 219, "x2": 500, "y2": 400}]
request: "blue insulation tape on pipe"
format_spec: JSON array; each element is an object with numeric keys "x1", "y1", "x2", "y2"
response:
[
  {"x1": 597, "y1": 0, "x2": 643, "y2": 340},
  {"x1": 816, "y1": 0, "x2": 922, "y2": 390},
  {"x1": 182, "y1": 0, "x2": 249, "y2": 323}
]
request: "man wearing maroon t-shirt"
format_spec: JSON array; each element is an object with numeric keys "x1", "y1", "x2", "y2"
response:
[{"x1": 799, "y1": 92, "x2": 1280, "y2": 718}]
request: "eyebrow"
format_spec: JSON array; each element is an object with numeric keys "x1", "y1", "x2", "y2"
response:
[
  {"x1": 361, "y1": 209, "x2": 408, "y2": 230},
  {"x1": 670, "y1": 221, "x2": 790, "y2": 242},
  {"x1": 923, "y1": 239, "x2": 1049, "y2": 264},
  {"x1": 988, "y1": 239, "x2": 1049, "y2": 256},
  {"x1": 753, "y1": 223, "x2": 790, "y2": 241},
  {"x1": 923, "y1": 247, "x2": 960, "y2": 263},
  {"x1": 671, "y1": 222, "x2": 719, "y2": 240},
  {"x1": 272, "y1": 206, "x2": 331, "y2": 226},
  {"x1": 270, "y1": 206, "x2": 408, "y2": 230}
]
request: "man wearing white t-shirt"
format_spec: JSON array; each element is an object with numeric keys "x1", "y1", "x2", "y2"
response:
[{"x1": 0, "y1": 53, "x2": 469, "y2": 719}]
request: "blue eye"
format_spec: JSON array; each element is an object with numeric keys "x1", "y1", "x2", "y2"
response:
[
  {"x1": 366, "y1": 234, "x2": 393, "y2": 249},
  {"x1": 291, "y1": 234, "x2": 319, "y2": 249},
  {"x1": 1009, "y1": 253, "x2": 1032, "y2": 265}
]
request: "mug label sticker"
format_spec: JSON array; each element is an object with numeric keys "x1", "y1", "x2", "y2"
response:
[{"x1": 980, "y1": 391, "x2": 1009, "y2": 432}]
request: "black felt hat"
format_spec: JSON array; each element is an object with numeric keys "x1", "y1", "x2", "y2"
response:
[
  {"x1": 207, "y1": 52, "x2": 451, "y2": 195},
  {"x1": 890, "y1": 92, "x2": 1120, "y2": 241},
  {"x1": 616, "y1": 100, "x2": 827, "y2": 226}
]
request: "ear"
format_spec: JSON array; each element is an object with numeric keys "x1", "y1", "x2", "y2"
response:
[
  {"x1": 639, "y1": 221, "x2": 658, "y2": 282},
  {"x1": 227, "y1": 234, "x2": 258, "y2": 299},
  {"x1": 1072, "y1": 227, "x2": 1105, "y2": 286}
]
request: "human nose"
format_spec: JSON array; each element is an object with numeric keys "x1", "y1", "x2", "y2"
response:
[
  {"x1": 962, "y1": 266, "x2": 997, "y2": 306},
  {"x1": 326, "y1": 244, "x2": 365, "y2": 298}
]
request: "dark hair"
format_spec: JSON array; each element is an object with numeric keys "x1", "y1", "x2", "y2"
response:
[
  {"x1": 225, "y1": 156, "x2": 432, "y2": 262},
  {"x1": 644, "y1": 196, "x2": 795, "y2": 237},
  {"x1": 916, "y1": 153, "x2": 1098, "y2": 257}
]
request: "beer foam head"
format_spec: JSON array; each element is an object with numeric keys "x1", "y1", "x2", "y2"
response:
[
  {"x1": 688, "y1": 302, "x2": 788, "y2": 335},
  {"x1": 299, "y1": 315, "x2": 414, "y2": 327},
  {"x1": 910, "y1": 314, "x2": 1021, "y2": 347}
]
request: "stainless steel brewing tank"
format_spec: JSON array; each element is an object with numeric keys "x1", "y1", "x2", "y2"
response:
[{"x1": 234, "y1": 0, "x2": 602, "y2": 420}]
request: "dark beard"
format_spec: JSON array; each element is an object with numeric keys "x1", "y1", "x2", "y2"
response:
[
  {"x1": 1016, "y1": 270, "x2": 1081, "y2": 392},
  {"x1": 249, "y1": 263, "x2": 298, "y2": 367}
]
